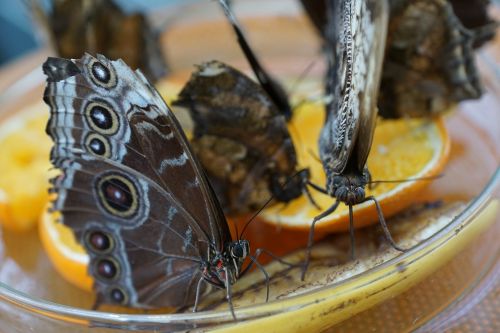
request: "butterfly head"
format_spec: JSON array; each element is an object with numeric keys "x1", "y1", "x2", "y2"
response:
[
  {"x1": 327, "y1": 169, "x2": 369, "y2": 205},
  {"x1": 203, "y1": 240, "x2": 249, "y2": 288}
]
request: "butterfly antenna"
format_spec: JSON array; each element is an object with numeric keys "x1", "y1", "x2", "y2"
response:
[
  {"x1": 240, "y1": 195, "x2": 275, "y2": 239},
  {"x1": 368, "y1": 174, "x2": 443, "y2": 185},
  {"x1": 217, "y1": 0, "x2": 292, "y2": 120},
  {"x1": 233, "y1": 218, "x2": 240, "y2": 241}
]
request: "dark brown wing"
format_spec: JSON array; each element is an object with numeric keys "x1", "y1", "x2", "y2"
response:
[
  {"x1": 319, "y1": 0, "x2": 388, "y2": 175},
  {"x1": 43, "y1": 54, "x2": 227, "y2": 307},
  {"x1": 174, "y1": 61, "x2": 298, "y2": 214},
  {"x1": 32, "y1": 0, "x2": 166, "y2": 82},
  {"x1": 217, "y1": 0, "x2": 292, "y2": 120},
  {"x1": 379, "y1": 0, "x2": 493, "y2": 118}
]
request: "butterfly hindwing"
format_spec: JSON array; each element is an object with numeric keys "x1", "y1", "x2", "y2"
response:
[
  {"x1": 175, "y1": 61, "x2": 299, "y2": 214},
  {"x1": 43, "y1": 54, "x2": 229, "y2": 307}
]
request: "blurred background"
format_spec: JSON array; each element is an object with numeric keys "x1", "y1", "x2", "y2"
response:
[{"x1": 0, "y1": 0, "x2": 188, "y2": 66}]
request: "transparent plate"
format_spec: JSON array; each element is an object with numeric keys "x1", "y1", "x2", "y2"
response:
[{"x1": 0, "y1": 1, "x2": 498, "y2": 332}]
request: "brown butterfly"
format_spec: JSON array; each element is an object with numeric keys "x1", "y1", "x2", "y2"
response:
[
  {"x1": 30, "y1": 0, "x2": 167, "y2": 82},
  {"x1": 301, "y1": 0, "x2": 406, "y2": 278},
  {"x1": 42, "y1": 54, "x2": 274, "y2": 318},
  {"x1": 174, "y1": 61, "x2": 314, "y2": 216}
]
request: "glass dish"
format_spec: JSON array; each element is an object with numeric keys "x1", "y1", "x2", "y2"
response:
[{"x1": 0, "y1": 1, "x2": 498, "y2": 332}]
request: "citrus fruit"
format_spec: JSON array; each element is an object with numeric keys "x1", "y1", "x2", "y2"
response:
[
  {"x1": 0, "y1": 104, "x2": 53, "y2": 232},
  {"x1": 261, "y1": 102, "x2": 450, "y2": 232},
  {"x1": 39, "y1": 207, "x2": 93, "y2": 292}
]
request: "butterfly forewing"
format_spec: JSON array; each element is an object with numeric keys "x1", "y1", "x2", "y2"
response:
[
  {"x1": 43, "y1": 54, "x2": 230, "y2": 307},
  {"x1": 320, "y1": 0, "x2": 388, "y2": 175}
]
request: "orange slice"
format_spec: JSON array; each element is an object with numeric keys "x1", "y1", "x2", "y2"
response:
[
  {"x1": 261, "y1": 103, "x2": 450, "y2": 232},
  {"x1": 0, "y1": 105, "x2": 52, "y2": 232},
  {"x1": 39, "y1": 207, "x2": 93, "y2": 291}
]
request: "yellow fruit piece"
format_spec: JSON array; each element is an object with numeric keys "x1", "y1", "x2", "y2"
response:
[
  {"x1": 39, "y1": 208, "x2": 93, "y2": 292},
  {"x1": 262, "y1": 103, "x2": 450, "y2": 232},
  {"x1": 0, "y1": 105, "x2": 52, "y2": 232}
]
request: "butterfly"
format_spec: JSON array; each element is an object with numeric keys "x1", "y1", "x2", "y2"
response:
[
  {"x1": 301, "y1": 0, "x2": 406, "y2": 278},
  {"x1": 378, "y1": 0, "x2": 496, "y2": 118},
  {"x1": 300, "y1": 0, "x2": 496, "y2": 118},
  {"x1": 42, "y1": 54, "x2": 258, "y2": 317},
  {"x1": 174, "y1": 61, "x2": 313, "y2": 215},
  {"x1": 31, "y1": 0, "x2": 167, "y2": 82},
  {"x1": 172, "y1": 1, "x2": 319, "y2": 216}
]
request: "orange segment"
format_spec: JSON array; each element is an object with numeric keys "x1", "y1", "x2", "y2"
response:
[
  {"x1": 261, "y1": 103, "x2": 450, "y2": 232},
  {"x1": 0, "y1": 105, "x2": 52, "y2": 232},
  {"x1": 39, "y1": 207, "x2": 93, "y2": 292}
]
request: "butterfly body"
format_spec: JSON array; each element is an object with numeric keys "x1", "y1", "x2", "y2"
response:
[
  {"x1": 43, "y1": 54, "x2": 248, "y2": 311},
  {"x1": 175, "y1": 61, "x2": 307, "y2": 215}
]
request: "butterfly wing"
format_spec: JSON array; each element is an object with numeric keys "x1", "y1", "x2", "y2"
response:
[
  {"x1": 32, "y1": 0, "x2": 167, "y2": 82},
  {"x1": 217, "y1": 0, "x2": 292, "y2": 120},
  {"x1": 43, "y1": 54, "x2": 228, "y2": 308},
  {"x1": 174, "y1": 61, "x2": 298, "y2": 214},
  {"x1": 378, "y1": 0, "x2": 492, "y2": 118},
  {"x1": 319, "y1": 0, "x2": 388, "y2": 175}
]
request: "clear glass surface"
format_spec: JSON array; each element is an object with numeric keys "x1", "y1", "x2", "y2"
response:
[{"x1": 0, "y1": 1, "x2": 498, "y2": 332}]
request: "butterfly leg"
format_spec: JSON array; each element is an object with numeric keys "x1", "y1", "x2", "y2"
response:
[
  {"x1": 249, "y1": 254, "x2": 270, "y2": 302},
  {"x1": 364, "y1": 196, "x2": 408, "y2": 252},
  {"x1": 298, "y1": 169, "x2": 322, "y2": 210},
  {"x1": 307, "y1": 181, "x2": 329, "y2": 195},
  {"x1": 192, "y1": 276, "x2": 205, "y2": 313},
  {"x1": 242, "y1": 248, "x2": 300, "y2": 302},
  {"x1": 301, "y1": 200, "x2": 340, "y2": 281},
  {"x1": 224, "y1": 266, "x2": 237, "y2": 320},
  {"x1": 348, "y1": 204, "x2": 356, "y2": 260}
]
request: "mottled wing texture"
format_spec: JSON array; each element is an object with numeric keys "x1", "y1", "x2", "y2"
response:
[
  {"x1": 379, "y1": 0, "x2": 495, "y2": 118},
  {"x1": 43, "y1": 54, "x2": 228, "y2": 308},
  {"x1": 32, "y1": 0, "x2": 167, "y2": 82},
  {"x1": 319, "y1": 0, "x2": 388, "y2": 175},
  {"x1": 174, "y1": 61, "x2": 298, "y2": 215}
]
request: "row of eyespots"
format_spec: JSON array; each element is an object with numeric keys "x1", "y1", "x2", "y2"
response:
[
  {"x1": 83, "y1": 58, "x2": 120, "y2": 159},
  {"x1": 85, "y1": 58, "x2": 129, "y2": 306},
  {"x1": 85, "y1": 230, "x2": 128, "y2": 305}
]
